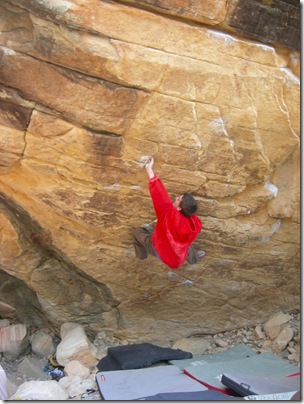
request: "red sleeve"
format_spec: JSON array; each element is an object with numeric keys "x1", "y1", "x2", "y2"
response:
[{"x1": 148, "y1": 175, "x2": 172, "y2": 220}]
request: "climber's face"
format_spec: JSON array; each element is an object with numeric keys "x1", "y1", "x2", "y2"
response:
[{"x1": 173, "y1": 195, "x2": 183, "y2": 211}]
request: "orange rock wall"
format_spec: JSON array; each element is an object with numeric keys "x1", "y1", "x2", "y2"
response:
[{"x1": 0, "y1": 0, "x2": 300, "y2": 343}]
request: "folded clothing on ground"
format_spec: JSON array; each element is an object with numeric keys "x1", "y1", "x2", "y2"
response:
[{"x1": 97, "y1": 342, "x2": 192, "y2": 371}]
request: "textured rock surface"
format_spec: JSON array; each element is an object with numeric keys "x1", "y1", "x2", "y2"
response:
[{"x1": 0, "y1": 0, "x2": 300, "y2": 343}]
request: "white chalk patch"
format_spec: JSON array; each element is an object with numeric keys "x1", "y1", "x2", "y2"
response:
[
  {"x1": 207, "y1": 30, "x2": 237, "y2": 45},
  {"x1": 47, "y1": 0, "x2": 74, "y2": 12},
  {"x1": 2, "y1": 47, "x2": 15, "y2": 55},
  {"x1": 280, "y1": 67, "x2": 300, "y2": 86},
  {"x1": 272, "y1": 219, "x2": 281, "y2": 233},
  {"x1": 103, "y1": 183, "x2": 120, "y2": 191},
  {"x1": 196, "y1": 138, "x2": 202, "y2": 148},
  {"x1": 260, "y1": 236, "x2": 270, "y2": 243},
  {"x1": 210, "y1": 117, "x2": 228, "y2": 136},
  {"x1": 265, "y1": 181, "x2": 278, "y2": 197},
  {"x1": 182, "y1": 279, "x2": 194, "y2": 285}
]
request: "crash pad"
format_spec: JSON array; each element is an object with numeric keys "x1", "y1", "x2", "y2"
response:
[
  {"x1": 136, "y1": 390, "x2": 244, "y2": 400},
  {"x1": 97, "y1": 342, "x2": 192, "y2": 371},
  {"x1": 170, "y1": 343, "x2": 257, "y2": 369},
  {"x1": 221, "y1": 372, "x2": 301, "y2": 396},
  {"x1": 96, "y1": 364, "x2": 208, "y2": 400},
  {"x1": 243, "y1": 391, "x2": 300, "y2": 400},
  {"x1": 184, "y1": 352, "x2": 300, "y2": 394}
]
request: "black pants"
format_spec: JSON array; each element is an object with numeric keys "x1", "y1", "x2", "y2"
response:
[{"x1": 132, "y1": 227, "x2": 198, "y2": 265}]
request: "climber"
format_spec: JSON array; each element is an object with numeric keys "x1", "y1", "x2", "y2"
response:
[{"x1": 132, "y1": 156, "x2": 205, "y2": 270}]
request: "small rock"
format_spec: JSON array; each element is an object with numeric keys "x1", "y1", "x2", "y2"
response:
[
  {"x1": 17, "y1": 356, "x2": 47, "y2": 380},
  {"x1": 287, "y1": 353, "x2": 296, "y2": 361},
  {"x1": 214, "y1": 338, "x2": 228, "y2": 348},
  {"x1": 262, "y1": 339, "x2": 272, "y2": 349},
  {"x1": 9, "y1": 380, "x2": 69, "y2": 400},
  {"x1": 64, "y1": 360, "x2": 90, "y2": 379},
  {"x1": 263, "y1": 311, "x2": 292, "y2": 339},
  {"x1": 172, "y1": 337, "x2": 210, "y2": 355},
  {"x1": 31, "y1": 331, "x2": 56, "y2": 358},
  {"x1": 272, "y1": 327, "x2": 294, "y2": 354},
  {"x1": 60, "y1": 375, "x2": 95, "y2": 399},
  {"x1": 254, "y1": 325, "x2": 265, "y2": 339}
]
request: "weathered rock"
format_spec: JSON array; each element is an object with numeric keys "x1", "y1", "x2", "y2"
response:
[
  {"x1": 261, "y1": 340, "x2": 273, "y2": 350},
  {"x1": 227, "y1": 0, "x2": 300, "y2": 51},
  {"x1": 288, "y1": 352, "x2": 300, "y2": 362},
  {"x1": 263, "y1": 311, "x2": 292, "y2": 339},
  {"x1": 0, "y1": 301, "x2": 18, "y2": 323},
  {"x1": 0, "y1": 324, "x2": 29, "y2": 361},
  {"x1": 272, "y1": 327, "x2": 294, "y2": 354},
  {"x1": 64, "y1": 360, "x2": 90, "y2": 379},
  {"x1": 214, "y1": 338, "x2": 228, "y2": 348},
  {"x1": 0, "y1": 0, "x2": 300, "y2": 343},
  {"x1": 172, "y1": 337, "x2": 210, "y2": 355},
  {"x1": 30, "y1": 331, "x2": 56, "y2": 358},
  {"x1": 56, "y1": 323, "x2": 97, "y2": 368},
  {"x1": 9, "y1": 380, "x2": 69, "y2": 400},
  {"x1": 17, "y1": 356, "x2": 46, "y2": 380},
  {"x1": 112, "y1": 0, "x2": 300, "y2": 51},
  {"x1": 0, "y1": 320, "x2": 10, "y2": 328},
  {"x1": 59, "y1": 375, "x2": 96, "y2": 399},
  {"x1": 254, "y1": 325, "x2": 265, "y2": 339}
]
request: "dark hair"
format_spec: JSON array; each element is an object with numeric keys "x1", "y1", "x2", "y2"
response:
[{"x1": 180, "y1": 193, "x2": 197, "y2": 217}]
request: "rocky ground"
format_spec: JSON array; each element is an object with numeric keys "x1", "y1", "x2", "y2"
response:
[{"x1": 0, "y1": 309, "x2": 300, "y2": 400}]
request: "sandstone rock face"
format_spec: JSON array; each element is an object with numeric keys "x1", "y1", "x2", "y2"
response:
[{"x1": 0, "y1": 0, "x2": 300, "y2": 343}]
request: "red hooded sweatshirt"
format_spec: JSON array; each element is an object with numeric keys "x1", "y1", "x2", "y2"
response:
[{"x1": 149, "y1": 174, "x2": 202, "y2": 269}]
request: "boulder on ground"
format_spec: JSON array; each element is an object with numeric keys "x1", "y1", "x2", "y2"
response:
[
  {"x1": 64, "y1": 359, "x2": 90, "y2": 379},
  {"x1": 272, "y1": 327, "x2": 294, "y2": 354},
  {"x1": 0, "y1": 324, "x2": 29, "y2": 361},
  {"x1": 9, "y1": 380, "x2": 69, "y2": 400},
  {"x1": 56, "y1": 323, "x2": 97, "y2": 368},
  {"x1": 31, "y1": 330, "x2": 56, "y2": 358},
  {"x1": 173, "y1": 337, "x2": 210, "y2": 355},
  {"x1": 263, "y1": 311, "x2": 292, "y2": 339},
  {"x1": 17, "y1": 356, "x2": 46, "y2": 380}
]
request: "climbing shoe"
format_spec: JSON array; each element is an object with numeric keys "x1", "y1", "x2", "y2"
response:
[{"x1": 196, "y1": 250, "x2": 206, "y2": 259}]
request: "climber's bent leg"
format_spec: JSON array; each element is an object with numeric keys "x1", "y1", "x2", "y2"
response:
[{"x1": 132, "y1": 227, "x2": 157, "y2": 260}]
